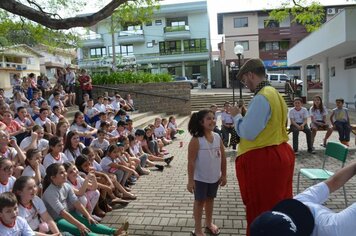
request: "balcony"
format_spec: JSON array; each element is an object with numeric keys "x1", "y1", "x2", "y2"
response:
[
  {"x1": 78, "y1": 57, "x2": 113, "y2": 69},
  {"x1": 117, "y1": 30, "x2": 145, "y2": 44},
  {"x1": 135, "y1": 49, "x2": 209, "y2": 64},
  {"x1": 81, "y1": 34, "x2": 104, "y2": 47},
  {"x1": 0, "y1": 62, "x2": 27, "y2": 71},
  {"x1": 164, "y1": 25, "x2": 191, "y2": 40}
]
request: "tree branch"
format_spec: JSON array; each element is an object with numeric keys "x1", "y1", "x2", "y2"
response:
[
  {"x1": 292, "y1": 0, "x2": 306, "y2": 9},
  {"x1": 0, "y1": 0, "x2": 129, "y2": 30}
]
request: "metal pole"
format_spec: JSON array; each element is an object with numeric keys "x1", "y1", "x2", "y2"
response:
[
  {"x1": 238, "y1": 54, "x2": 242, "y2": 99},
  {"x1": 232, "y1": 66, "x2": 235, "y2": 105}
]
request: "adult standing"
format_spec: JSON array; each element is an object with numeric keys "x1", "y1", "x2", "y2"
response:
[
  {"x1": 78, "y1": 69, "x2": 93, "y2": 99},
  {"x1": 65, "y1": 66, "x2": 76, "y2": 106},
  {"x1": 229, "y1": 58, "x2": 295, "y2": 235}
]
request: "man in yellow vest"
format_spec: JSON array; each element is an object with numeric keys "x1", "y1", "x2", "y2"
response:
[{"x1": 230, "y1": 58, "x2": 295, "y2": 236}]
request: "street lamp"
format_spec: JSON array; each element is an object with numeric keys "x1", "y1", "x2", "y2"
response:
[
  {"x1": 234, "y1": 44, "x2": 244, "y2": 99},
  {"x1": 229, "y1": 61, "x2": 237, "y2": 104}
]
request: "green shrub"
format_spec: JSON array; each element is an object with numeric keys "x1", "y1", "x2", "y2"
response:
[{"x1": 92, "y1": 71, "x2": 173, "y2": 85}]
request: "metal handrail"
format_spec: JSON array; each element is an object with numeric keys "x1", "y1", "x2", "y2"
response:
[
  {"x1": 285, "y1": 81, "x2": 295, "y2": 101},
  {"x1": 92, "y1": 85, "x2": 189, "y2": 102}
]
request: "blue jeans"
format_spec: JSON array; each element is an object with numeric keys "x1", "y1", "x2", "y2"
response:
[{"x1": 334, "y1": 121, "x2": 351, "y2": 142}]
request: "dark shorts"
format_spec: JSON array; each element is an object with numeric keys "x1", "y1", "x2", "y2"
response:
[{"x1": 194, "y1": 180, "x2": 219, "y2": 201}]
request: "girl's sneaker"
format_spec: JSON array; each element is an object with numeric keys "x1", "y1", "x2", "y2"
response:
[
  {"x1": 164, "y1": 156, "x2": 174, "y2": 165},
  {"x1": 92, "y1": 215, "x2": 102, "y2": 222},
  {"x1": 155, "y1": 164, "x2": 164, "y2": 171}
]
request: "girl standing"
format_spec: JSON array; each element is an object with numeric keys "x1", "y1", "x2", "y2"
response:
[
  {"x1": 42, "y1": 163, "x2": 129, "y2": 236},
  {"x1": 13, "y1": 176, "x2": 60, "y2": 235},
  {"x1": 187, "y1": 109, "x2": 227, "y2": 236}
]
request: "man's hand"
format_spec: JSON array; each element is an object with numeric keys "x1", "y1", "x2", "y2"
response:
[{"x1": 230, "y1": 106, "x2": 241, "y2": 117}]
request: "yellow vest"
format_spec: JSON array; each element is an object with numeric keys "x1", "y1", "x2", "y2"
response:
[{"x1": 237, "y1": 86, "x2": 289, "y2": 156}]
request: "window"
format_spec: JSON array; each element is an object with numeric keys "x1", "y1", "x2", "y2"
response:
[
  {"x1": 126, "y1": 25, "x2": 142, "y2": 31},
  {"x1": 145, "y1": 21, "x2": 152, "y2": 26},
  {"x1": 264, "y1": 20, "x2": 279, "y2": 28},
  {"x1": 345, "y1": 56, "x2": 356, "y2": 70},
  {"x1": 159, "y1": 40, "x2": 182, "y2": 54},
  {"x1": 234, "y1": 41, "x2": 249, "y2": 51},
  {"x1": 147, "y1": 42, "x2": 153, "y2": 48},
  {"x1": 107, "y1": 45, "x2": 133, "y2": 56},
  {"x1": 167, "y1": 17, "x2": 188, "y2": 27},
  {"x1": 108, "y1": 46, "x2": 121, "y2": 56},
  {"x1": 155, "y1": 19, "x2": 162, "y2": 25},
  {"x1": 280, "y1": 75, "x2": 288, "y2": 81},
  {"x1": 234, "y1": 17, "x2": 248, "y2": 28},
  {"x1": 270, "y1": 75, "x2": 278, "y2": 81},
  {"x1": 183, "y1": 38, "x2": 207, "y2": 53},
  {"x1": 260, "y1": 41, "x2": 287, "y2": 51},
  {"x1": 90, "y1": 47, "x2": 106, "y2": 57}
]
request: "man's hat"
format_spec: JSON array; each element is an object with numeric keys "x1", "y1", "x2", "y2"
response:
[
  {"x1": 236, "y1": 58, "x2": 265, "y2": 80},
  {"x1": 250, "y1": 199, "x2": 314, "y2": 236}
]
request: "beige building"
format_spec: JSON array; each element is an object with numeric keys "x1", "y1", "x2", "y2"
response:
[
  {"x1": 221, "y1": 11, "x2": 260, "y2": 64},
  {"x1": 0, "y1": 45, "x2": 42, "y2": 89}
]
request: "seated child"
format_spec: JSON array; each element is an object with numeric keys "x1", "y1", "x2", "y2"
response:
[
  {"x1": 330, "y1": 98, "x2": 351, "y2": 146},
  {"x1": 0, "y1": 158, "x2": 16, "y2": 193},
  {"x1": 0, "y1": 192, "x2": 34, "y2": 235},
  {"x1": 288, "y1": 97, "x2": 315, "y2": 154}
]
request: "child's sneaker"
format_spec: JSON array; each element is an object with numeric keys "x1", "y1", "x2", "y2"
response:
[
  {"x1": 155, "y1": 164, "x2": 164, "y2": 171},
  {"x1": 164, "y1": 156, "x2": 174, "y2": 165}
]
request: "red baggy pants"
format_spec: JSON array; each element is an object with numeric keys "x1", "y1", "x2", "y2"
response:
[{"x1": 235, "y1": 142, "x2": 295, "y2": 236}]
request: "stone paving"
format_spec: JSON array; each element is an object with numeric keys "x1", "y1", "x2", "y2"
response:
[{"x1": 102, "y1": 118, "x2": 356, "y2": 236}]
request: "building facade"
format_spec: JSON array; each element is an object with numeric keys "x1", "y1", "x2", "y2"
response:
[
  {"x1": 218, "y1": 5, "x2": 350, "y2": 84},
  {"x1": 77, "y1": 1, "x2": 212, "y2": 85},
  {"x1": 0, "y1": 45, "x2": 42, "y2": 89},
  {"x1": 288, "y1": 7, "x2": 356, "y2": 106}
]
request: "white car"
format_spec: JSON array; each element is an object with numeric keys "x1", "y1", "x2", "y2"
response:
[{"x1": 266, "y1": 73, "x2": 303, "y2": 91}]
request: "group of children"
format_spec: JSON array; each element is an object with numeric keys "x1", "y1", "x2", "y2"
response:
[
  {"x1": 0, "y1": 86, "x2": 188, "y2": 235},
  {"x1": 289, "y1": 96, "x2": 352, "y2": 155}
]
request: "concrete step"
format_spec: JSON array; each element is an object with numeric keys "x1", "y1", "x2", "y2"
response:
[{"x1": 134, "y1": 113, "x2": 166, "y2": 129}]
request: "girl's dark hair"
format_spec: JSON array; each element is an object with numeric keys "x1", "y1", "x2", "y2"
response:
[
  {"x1": 43, "y1": 163, "x2": 63, "y2": 192},
  {"x1": 0, "y1": 192, "x2": 17, "y2": 212},
  {"x1": 127, "y1": 134, "x2": 135, "y2": 142},
  {"x1": 144, "y1": 127, "x2": 153, "y2": 141},
  {"x1": 312, "y1": 95, "x2": 324, "y2": 113},
  {"x1": 64, "y1": 131, "x2": 79, "y2": 152},
  {"x1": 106, "y1": 144, "x2": 117, "y2": 155},
  {"x1": 168, "y1": 116, "x2": 175, "y2": 123},
  {"x1": 75, "y1": 155, "x2": 90, "y2": 174},
  {"x1": 13, "y1": 176, "x2": 35, "y2": 203},
  {"x1": 188, "y1": 109, "x2": 213, "y2": 137},
  {"x1": 25, "y1": 148, "x2": 41, "y2": 166},
  {"x1": 63, "y1": 162, "x2": 74, "y2": 172},
  {"x1": 82, "y1": 147, "x2": 92, "y2": 156},
  {"x1": 48, "y1": 136, "x2": 62, "y2": 153},
  {"x1": 72, "y1": 112, "x2": 87, "y2": 128},
  {"x1": 56, "y1": 121, "x2": 68, "y2": 137}
]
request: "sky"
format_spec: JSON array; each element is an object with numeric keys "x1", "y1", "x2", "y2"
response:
[{"x1": 84, "y1": 0, "x2": 353, "y2": 50}]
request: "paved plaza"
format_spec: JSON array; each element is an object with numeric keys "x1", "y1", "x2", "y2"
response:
[{"x1": 102, "y1": 119, "x2": 356, "y2": 236}]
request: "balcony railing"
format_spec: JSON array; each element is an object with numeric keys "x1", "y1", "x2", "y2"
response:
[
  {"x1": 164, "y1": 25, "x2": 190, "y2": 33},
  {"x1": 119, "y1": 30, "x2": 144, "y2": 36},
  {"x1": 0, "y1": 62, "x2": 27, "y2": 71},
  {"x1": 81, "y1": 34, "x2": 102, "y2": 40}
]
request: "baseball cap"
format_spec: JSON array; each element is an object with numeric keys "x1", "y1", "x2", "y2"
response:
[
  {"x1": 236, "y1": 58, "x2": 265, "y2": 81},
  {"x1": 250, "y1": 199, "x2": 314, "y2": 236}
]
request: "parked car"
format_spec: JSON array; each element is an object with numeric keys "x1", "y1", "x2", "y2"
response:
[
  {"x1": 174, "y1": 76, "x2": 198, "y2": 89},
  {"x1": 266, "y1": 73, "x2": 303, "y2": 91}
]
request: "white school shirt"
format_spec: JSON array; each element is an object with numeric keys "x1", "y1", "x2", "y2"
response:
[
  {"x1": 94, "y1": 103, "x2": 106, "y2": 113},
  {"x1": 0, "y1": 147, "x2": 17, "y2": 162},
  {"x1": 100, "y1": 156, "x2": 118, "y2": 173},
  {"x1": 14, "y1": 117, "x2": 32, "y2": 128},
  {"x1": 90, "y1": 138, "x2": 110, "y2": 151},
  {"x1": 111, "y1": 101, "x2": 121, "y2": 112},
  {"x1": 194, "y1": 132, "x2": 222, "y2": 183},
  {"x1": 0, "y1": 216, "x2": 34, "y2": 236},
  {"x1": 288, "y1": 107, "x2": 309, "y2": 124},
  {"x1": 85, "y1": 107, "x2": 99, "y2": 118},
  {"x1": 43, "y1": 152, "x2": 68, "y2": 169},
  {"x1": 168, "y1": 122, "x2": 177, "y2": 130},
  {"x1": 22, "y1": 165, "x2": 46, "y2": 179},
  {"x1": 20, "y1": 137, "x2": 49, "y2": 152},
  {"x1": 309, "y1": 106, "x2": 328, "y2": 121},
  {"x1": 92, "y1": 160, "x2": 103, "y2": 172},
  {"x1": 294, "y1": 182, "x2": 356, "y2": 236},
  {"x1": 70, "y1": 123, "x2": 94, "y2": 133},
  {"x1": 221, "y1": 111, "x2": 234, "y2": 124},
  {"x1": 34, "y1": 117, "x2": 51, "y2": 126},
  {"x1": 18, "y1": 196, "x2": 47, "y2": 230},
  {"x1": 154, "y1": 125, "x2": 166, "y2": 138},
  {"x1": 0, "y1": 176, "x2": 16, "y2": 193},
  {"x1": 64, "y1": 143, "x2": 85, "y2": 163}
]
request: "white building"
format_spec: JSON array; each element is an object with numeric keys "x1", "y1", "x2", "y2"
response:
[
  {"x1": 287, "y1": 7, "x2": 356, "y2": 107},
  {"x1": 77, "y1": 1, "x2": 212, "y2": 85}
]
